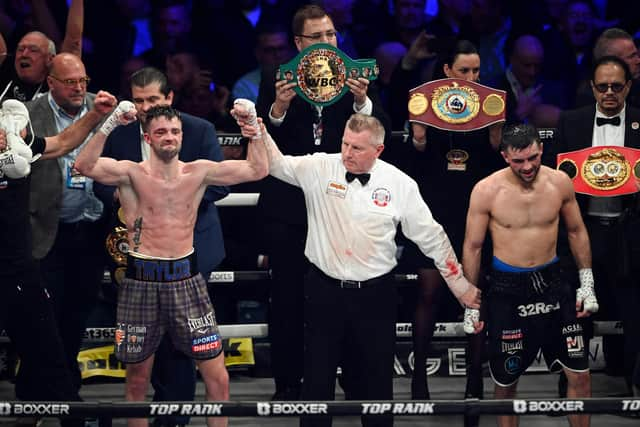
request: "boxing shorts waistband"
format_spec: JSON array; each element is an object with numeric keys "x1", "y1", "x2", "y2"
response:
[
  {"x1": 126, "y1": 251, "x2": 198, "y2": 282},
  {"x1": 311, "y1": 264, "x2": 390, "y2": 289},
  {"x1": 489, "y1": 258, "x2": 563, "y2": 296}
]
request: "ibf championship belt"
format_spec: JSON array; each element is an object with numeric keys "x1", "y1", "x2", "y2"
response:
[
  {"x1": 277, "y1": 43, "x2": 378, "y2": 107},
  {"x1": 408, "y1": 78, "x2": 506, "y2": 131},
  {"x1": 557, "y1": 146, "x2": 640, "y2": 196},
  {"x1": 105, "y1": 204, "x2": 129, "y2": 285}
]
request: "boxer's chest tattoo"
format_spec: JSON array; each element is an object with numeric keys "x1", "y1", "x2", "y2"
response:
[{"x1": 132, "y1": 217, "x2": 143, "y2": 251}]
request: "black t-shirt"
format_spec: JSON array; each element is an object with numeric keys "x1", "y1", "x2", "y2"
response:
[
  {"x1": 0, "y1": 136, "x2": 46, "y2": 274},
  {"x1": 412, "y1": 127, "x2": 503, "y2": 234},
  {"x1": 0, "y1": 62, "x2": 46, "y2": 103}
]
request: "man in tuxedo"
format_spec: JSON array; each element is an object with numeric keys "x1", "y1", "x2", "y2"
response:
[
  {"x1": 93, "y1": 67, "x2": 229, "y2": 427},
  {"x1": 255, "y1": 3, "x2": 390, "y2": 400},
  {"x1": 27, "y1": 53, "x2": 106, "y2": 396},
  {"x1": 554, "y1": 55, "x2": 640, "y2": 397}
]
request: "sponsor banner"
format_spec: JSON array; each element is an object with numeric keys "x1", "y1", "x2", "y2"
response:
[
  {"x1": 223, "y1": 338, "x2": 255, "y2": 367},
  {"x1": 622, "y1": 400, "x2": 640, "y2": 411},
  {"x1": 513, "y1": 399, "x2": 585, "y2": 414},
  {"x1": 150, "y1": 403, "x2": 223, "y2": 416},
  {"x1": 78, "y1": 345, "x2": 126, "y2": 379},
  {"x1": 257, "y1": 403, "x2": 329, "y2": 416},
  {"x1": 0, "y1": 402, "x2": 71, "y2": 416},
  {"x1": 362, "y1": 402, "x2": 435, "y2": 415},
  {"x1": 217, "y1": 134, "x2": 244, "y2": 146}
]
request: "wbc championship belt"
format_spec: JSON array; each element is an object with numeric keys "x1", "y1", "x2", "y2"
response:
[
  {"x1": 408, "y1": 78, "x2": 506, "y2": 131},
  {"x1": 105, "y1": 204, "x2": 129, "y2": 285},
  {"x1": 557, "y1": 146, "x2": 640, "y2": 196},
  {"x1": 277, "y1": 43, "x2": 378, "y2": 107}
]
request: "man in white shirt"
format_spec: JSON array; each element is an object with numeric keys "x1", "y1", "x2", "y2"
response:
[{"x1": 235, "y1": 111, "x2": 480, "y2": 427}]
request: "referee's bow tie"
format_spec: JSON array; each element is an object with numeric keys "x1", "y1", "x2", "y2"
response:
[
  {"x1": 596, "y1": 116, "x2": 621, "y2": 126},
  {"x1": 345, "y1": 171, "x2": 371, "y2": 185}
]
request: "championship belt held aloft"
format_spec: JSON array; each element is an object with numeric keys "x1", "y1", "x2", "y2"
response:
[
  {"x1": 557, "y1": 146, "x2": 640, "y2": 196},
  {"x1": 278, "y1": 43, "x2": 378, "y2": 107},
  {"x1": 408, "y1": 78, "x2": 506, "y2": 131}
]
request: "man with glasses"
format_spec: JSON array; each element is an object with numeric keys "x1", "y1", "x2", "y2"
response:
[
  {"x1": 554, "y1": 55, "x2": 640, "y2": 398},
  {"x1": 0, "y1": 31, "x2": 56, "y2": 103},
  {"x1": 256, "y1": 3, "x2": 390, "y2": 401},
  {"x1": 0, "y1": 0, "x2": 84, "y2": 103},
  {"x1": 26, "y1": 52, "x2": 106, "y2": 397}
]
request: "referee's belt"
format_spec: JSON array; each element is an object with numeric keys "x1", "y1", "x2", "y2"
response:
[
  {"x1": 557, "y1": 146, "x2": 640, "y2": 196},
  {"x1": 277, "y1": 43, "x2": 378, "y2": 107},
  {"x1": 126, "y1": 251, "x2": 198, "y2": 282},
  {"x1": 311, "y1": 264, "x2": 390, "y2": 289},
  {"x1": 408, "y1": 78, "x2": 506, "y2": 131}
]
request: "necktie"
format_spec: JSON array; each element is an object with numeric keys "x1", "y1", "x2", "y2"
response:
[
  {"x1": 346, "y1": 171, "x2": 370, "y2": 185},
  {"x1": 596, "y1": 116, "x2": 621, "y2": 126}
]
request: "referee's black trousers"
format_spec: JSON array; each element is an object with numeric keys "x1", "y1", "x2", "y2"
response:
[{"x1": 300, "y1": 266, "x2": 397, "y2": 427}]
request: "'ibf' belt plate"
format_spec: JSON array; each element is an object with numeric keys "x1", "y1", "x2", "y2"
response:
[
  {"x1": 408, "y1": 78, "x2": 506, "y2": 131},
  {"x1": 278, "y1": 43, "x2": 378, "y2": 107},
  {"x1": 557, "y1": 146, "x2": 640, "y2": 196}
]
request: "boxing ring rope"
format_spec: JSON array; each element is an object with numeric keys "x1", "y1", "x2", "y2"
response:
[{"x1": 0, "y1": 398, "x2": 638, "y2": 421}]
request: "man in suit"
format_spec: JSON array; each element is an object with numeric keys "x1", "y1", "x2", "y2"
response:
[
  {"x1": 554, "y1": 55, "x2": 640, "y2": 397},
  {"x1": 93, "y1": 67, "x2": 229, "y2": 427},
  {"x1": 256, "y1": 3, "x2": 391, "y2": 400},
  {"x1": 27, "y1": 53, "x2": 106, "y2": 395},
  {"x1": 489, "y1": 34, "x2": 569, "y2": 128}
]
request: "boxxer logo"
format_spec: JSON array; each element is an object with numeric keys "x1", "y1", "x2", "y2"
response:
[
  {"x1": 514, "y1": 400, "x2": 527, "y2": 414},
  {"x1": 257, "y1": 402, "x2": 270, "y2": 416},
  {"x1": 0, "y1": 402, "x2": 10, "y2": 415}
]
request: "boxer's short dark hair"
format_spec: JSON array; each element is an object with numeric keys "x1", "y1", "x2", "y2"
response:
[{"x1": 142, "y1": 105, "x2": 181, "y2": 131}]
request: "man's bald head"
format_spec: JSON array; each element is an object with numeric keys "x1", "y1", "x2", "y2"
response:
[
  {"x1": 15, "y1": 31, "x2": 55, "y2": 84},
  {"x1": 47, "y1": 53, "x2": 89, "y2": 116},
  {"x1": 509, "y1": 34, "x2": 544, "y2": 89}
]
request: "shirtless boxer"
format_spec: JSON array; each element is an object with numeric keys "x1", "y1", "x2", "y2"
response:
[
  {"x1": 74, "y1": 104, "x2": 269, "y2": 427},
  {"x1": 462, "y1": 124, "x2": 598, "y2": 427}
]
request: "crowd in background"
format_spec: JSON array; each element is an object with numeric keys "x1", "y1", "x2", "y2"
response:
[{"x1": 1, "y1": 0, "x2": 639, "y2": 134}]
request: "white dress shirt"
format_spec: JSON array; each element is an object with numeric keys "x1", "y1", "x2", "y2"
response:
[
  {"x1": 592, "y1": 103, "x2": 625, "y2": 148},
  {"x1": 267, "y1": 140, "x2": 471, "y2": 298}
]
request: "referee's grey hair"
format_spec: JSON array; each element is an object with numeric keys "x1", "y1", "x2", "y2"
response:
[{"x1": 345, "y1": 113, "x2": 385, "y2": 147}]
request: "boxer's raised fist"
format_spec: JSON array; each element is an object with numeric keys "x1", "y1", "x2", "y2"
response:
[{"x1": 99, "y1": 101, "x2": 137, "y2": 136}]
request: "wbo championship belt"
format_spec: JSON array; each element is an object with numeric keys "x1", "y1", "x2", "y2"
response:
[
  {"x1": 105, "y1": 204, "x2": 129, "y2": 285},
  {"x1": 277, "y1": 43, "x2": 378, "y2": 107},
  {"x1": 557, "y1": 146, "x2": 640, "y2": 196},
  {"x1": 408, "y1": 78, "x2": 506, "y2": 131}
]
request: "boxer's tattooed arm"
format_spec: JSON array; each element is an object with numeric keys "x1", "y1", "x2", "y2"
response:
[{"x1": 132, "y1": 217, "x2": 143, "y2": 252}]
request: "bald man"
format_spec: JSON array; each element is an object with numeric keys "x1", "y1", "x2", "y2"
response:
[
  {"x1": 489, "y1": 34, "x2": 568, "y2": 128},
  {"x1": 26, "y1": 53, "x2": 107, "y2": 395}
]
